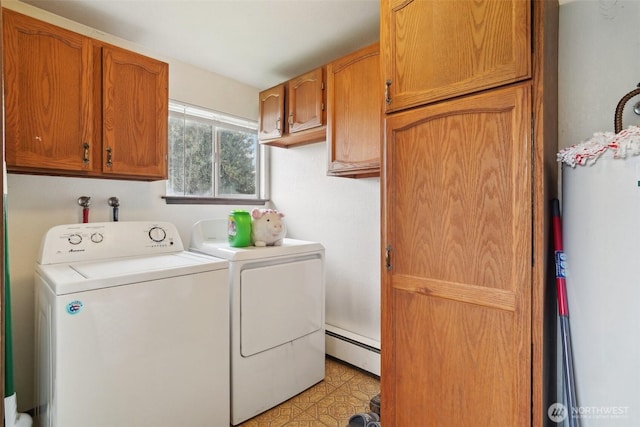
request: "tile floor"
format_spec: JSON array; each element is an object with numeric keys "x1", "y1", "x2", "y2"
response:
[{"x1": 237, "y1": 356, "x2": 380, "y2": 427}]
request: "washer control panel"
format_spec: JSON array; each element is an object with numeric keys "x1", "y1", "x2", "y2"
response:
[{"x1": 38, "y1": 221, "x2": 183, "y2": 265}]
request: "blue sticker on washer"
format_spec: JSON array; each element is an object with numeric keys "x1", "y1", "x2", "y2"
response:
[{"x1": 66, "y1": 300, "x2": 83, "y2": 315}]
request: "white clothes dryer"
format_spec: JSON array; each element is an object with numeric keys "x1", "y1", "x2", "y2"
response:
[
  {"x1": 190, "y1": 219, "x2": 325, "y2": 425},
  {"x1": 35, "y1": 221, "x2": 230, "y2": 427}
]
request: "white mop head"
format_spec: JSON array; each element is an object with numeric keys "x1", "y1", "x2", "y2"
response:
[{"x1": 558, "y1": 125, "x2": 640, "y2": 167}]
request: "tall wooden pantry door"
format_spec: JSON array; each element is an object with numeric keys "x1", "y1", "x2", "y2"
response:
[{"x1": 382, "y1": 83, "x2": 532, "y2": 426}]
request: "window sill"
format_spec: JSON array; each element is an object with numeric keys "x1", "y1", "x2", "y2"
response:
[{"x1": 163, "y1": 196, "x2": 268, "y2": 205}]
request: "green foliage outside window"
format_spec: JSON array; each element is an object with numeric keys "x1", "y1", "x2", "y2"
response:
[{"x1": 218, "y1": 129, "x2": 256, "y2": 195}]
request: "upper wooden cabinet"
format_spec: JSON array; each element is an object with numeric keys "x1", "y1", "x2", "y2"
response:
[
  {"x1": 258, "y1": 84, "x2": 285, "y2": 140},
  {"x1": 287, "y1": 68, "x2": 324, "y2": 134},
  {"x1": 3, "y1": 8, "x2": 98, "y2": 174},
  {"x1": 380, "y1": 0, "x2": 531, "y2": 112},
  {"x1": 326, "y1": 43, "x2": 382, "y2": 178},
  {"x1": 258, "y1": 67, "x2": 326, "y2": 148},
  {"x1": 3, "y1": 9, "x2": 168, "y2": 180},
  {"x1": 102, "y1": 44, "x2": 168, "y2": 179}
]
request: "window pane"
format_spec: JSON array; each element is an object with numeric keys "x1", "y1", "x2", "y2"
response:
[
  {"x1": 167, "y1": 100, "x2": 260, "y2": 201},
  {"x1": 167, "y1": 115, "x2": 185, "y2": 195},
  {"x1": 218, "y1": 128, "x2": 257, "y2": 196},
  {"x1": 184, "y1": 119, "x2": 213, "y2": 196}
]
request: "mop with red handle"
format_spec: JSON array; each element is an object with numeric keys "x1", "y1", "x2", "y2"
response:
[{"x1": 552, "y1": 198, "x2": 580, "y2": 427}]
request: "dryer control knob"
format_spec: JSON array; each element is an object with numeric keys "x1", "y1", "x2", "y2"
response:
[
  {"x1": 91, "y1": 232, "x2": 104, "y2": 243},
  {"x1": 148, "y1": 226, "x2": 167, "y2": 243}
]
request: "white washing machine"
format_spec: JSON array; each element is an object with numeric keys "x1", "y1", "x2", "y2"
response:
[
  {"x1": 34, "y1": 221, "x2": 230, "y2": 427},
  {"x1": 189, "y1": 219, "x2": 325, "y2": 425}
]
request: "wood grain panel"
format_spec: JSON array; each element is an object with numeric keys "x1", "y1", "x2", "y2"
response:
[
  {"x1": 327, "y1": 42, "x2": 382, "y2": 177},
  {"x1": 102, "y1": 44, "x2": 168, "y2": 179},
  {"x1": 388, "y1": 87, "x2": 530, "y2": 292},
  {"x1": 382, "y1": 84, "x2": 532, "y2": 426},
  {"x1": 3, "y1": 8, "x2": 97, "y2": 173},
  {"x1": 531, "y1": 1, "x2": 560, "y2": 425},
  {"x1": 381, "y1": 0, "x2": 531, "y2": 112},
  {"x1": 258, "y1": 84, "x2": 284, "y2": 141},
  {"x1": 394, "y1": 273, "x2": 517, "y2": 312},
  {"x1": 287, "y1": 67, "x2": 324, "y2": 133},
  {"x1": 392, "y1": 290, "x2": 524, "y2": 426}
]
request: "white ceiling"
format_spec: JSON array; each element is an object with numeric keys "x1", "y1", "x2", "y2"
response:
[{"x1": 20, "y1": 0, "x2": 380, "y2": 90}]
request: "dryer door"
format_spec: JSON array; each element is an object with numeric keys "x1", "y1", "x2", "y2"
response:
[{"x1": 240, "y1": 256, "x2": 323, "y2": 357}]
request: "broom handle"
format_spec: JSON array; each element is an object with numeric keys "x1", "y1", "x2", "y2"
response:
[{"x1": 552, "y1": 199, "x2": 580, "y2": 427}]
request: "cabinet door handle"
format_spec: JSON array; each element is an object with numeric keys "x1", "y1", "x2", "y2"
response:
[
  {"x1": 105, "y1": 147, "x2": 113, "y2": 167},
  {"x1": 385, "y1": 80, "x2": 392, "y2": 105},
  {"x1": 276, "y1": 118, "x2": 281, "y2": 131},
  {"x1": 82, "y1": 143, "x2": 90, "y2": 164},
  {"x1": 288, "y1": 113, "x2": 294, "y2": 128},
  {"x1": 385, "y1": 245, "x2": 392, "y2": 271}
]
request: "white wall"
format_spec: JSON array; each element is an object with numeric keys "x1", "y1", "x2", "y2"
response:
[
  {"x1": 269, "y1": 143, "x2": 380, "y2": 344},
  {"x1": 559, "y1": 0, "x2": 640, "y2": 149},
  {"x1": 4, "y1": 0, "x2": 261, "y2": 411}
]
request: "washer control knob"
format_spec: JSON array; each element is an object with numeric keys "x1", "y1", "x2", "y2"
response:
[
  {"x1": 68, "y1": 234, "x2": 82, "y2": 245},
  {"x1": 148, "y1": 226, "x2": 166, "y2": 243},
  {"x1": 91, "y1": 232, "x2": 104, "y2": 243}
]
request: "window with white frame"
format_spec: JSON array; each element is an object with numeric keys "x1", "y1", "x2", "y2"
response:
[{"x1": 166, "y1": 101, "x2": 265, "y2": 203}]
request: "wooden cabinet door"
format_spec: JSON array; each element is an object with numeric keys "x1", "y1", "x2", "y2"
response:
[
  {"x1": 3, "y1": 9, "x2": 98, "y2": 173},
  {"x1": 381, "y1": 0, "x2": 531, "y2": 112},
  {"x1": 258, "y1": 84, "x2": 285, "y2": 141},
  {"x1": 381, "y1": 84, "x2": 532, "y2": 426},
  {"x1": 327, "y1": 43, "x2": 382, "y2": 178},
  {"x1": 102, "y1": 44, "x2": 168, "y2": 179},
  {"x1": 287, "y1": 67, "x2": 324, "y2": 133}
]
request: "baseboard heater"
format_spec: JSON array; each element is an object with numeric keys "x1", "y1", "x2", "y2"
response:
[{"x1": 325, "y1": 324, "x2": 380, "y2": 376}]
